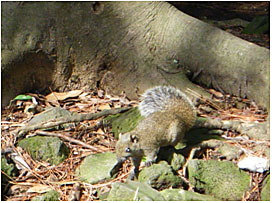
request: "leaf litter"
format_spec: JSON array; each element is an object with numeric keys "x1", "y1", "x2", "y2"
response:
[{"x1": 1, "y1": 87, "x2": 269, "y2": 201}]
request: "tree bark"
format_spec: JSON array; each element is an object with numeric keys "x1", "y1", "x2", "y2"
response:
[{"x1": 1, "y1": 2, "x2": 269, "y2": 109}]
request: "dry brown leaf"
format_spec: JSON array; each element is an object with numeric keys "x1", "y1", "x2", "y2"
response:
[
  {"x1": 98, "y1": 103, "x2": 111, "y2": 110},
  {"x1": 209, "y1": 89, "x2": 224, "y2": 98},
  {"x1": 8, "y1": 184, "x2": 28, "y2": 195},
  {"x1": 96, "y1": 128, "x2": 105, "y2": 135},
  {"x1": 26, "y1": 184, "x2": 52, "y2": 193},
  {"x1": 76, "y1": 103, "x2": 93, "y2": 110},
  {"x1": 114, "y1": 103, "x2": 122, "y2": 108},
  {"x1": 45, "y1": 90, "x2": 83, "y2": 102},
  {"x1": 68, "y1": 107, "x2": 80, "y2": 112}
]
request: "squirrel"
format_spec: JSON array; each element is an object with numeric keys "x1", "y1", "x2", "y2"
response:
[{"x1": 115, "y1": 86, "x2": 196, "y2": 179}]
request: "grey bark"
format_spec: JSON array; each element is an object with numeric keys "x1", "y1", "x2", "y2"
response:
[{"x1": 1, "y1": 2, "x2": 269, "y2": 110}]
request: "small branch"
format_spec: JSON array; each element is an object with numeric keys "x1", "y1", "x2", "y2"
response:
[
  {"x1": 35, "y1": 130, "x2": 103, "y2": 153},
  {"x1": 16, "y1": 107, "x2": 131, "y2": 138}
]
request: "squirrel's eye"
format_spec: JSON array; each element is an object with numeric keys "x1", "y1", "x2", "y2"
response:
[{"x1": 125, "y1": 147, "x2": 131, "y2": 153}]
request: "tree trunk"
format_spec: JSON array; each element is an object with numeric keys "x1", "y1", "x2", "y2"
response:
[{"x1": 1, "y1": 2, "x2": 269, "y2": 109}]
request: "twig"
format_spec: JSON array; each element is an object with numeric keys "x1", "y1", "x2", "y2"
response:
[
  {"x1": 35, "y1": 130, "x2": 103, "y2": 153},
  {"x1": 186, "y1": 88, "x2": 224, "y2": 111},
  {"x1": 182, "y1": 146, "x2": 201, "y2": 176},
  {"x1": 16, "y1": 107, "x2": 131, "y2": 137},
  {"x1": 133, "y1": 186, "x2": 140, "y2": 201},
  {"x1": 48, "y1": 86, "x2": 61, "y2": 106}
]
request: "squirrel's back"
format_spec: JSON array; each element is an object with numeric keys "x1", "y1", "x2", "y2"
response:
[{"x1": 138, "y1": 86, "x2": 196, "y2": 129}]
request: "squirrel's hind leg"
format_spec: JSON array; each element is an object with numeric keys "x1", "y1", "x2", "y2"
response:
[{"x1": 168, "y1": 119, "x2": 185, "y2": 145}]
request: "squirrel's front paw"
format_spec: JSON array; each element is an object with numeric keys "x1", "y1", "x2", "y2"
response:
[
  {"x1": 128, "y1": 172, "x2": 136, "y2": 180},
  {"x1": 128, "y1": 167, "x2": 139, "y2": 180},
  {"x1": 128, "y1": 171, "x2": 139, "y2": 180},
  {"x1": 145, "y1": 161, "x2": 154, "y2": 167}
]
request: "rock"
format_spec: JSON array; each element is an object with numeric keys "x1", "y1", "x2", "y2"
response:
[
  {"x1": 1, "y1": 155, "x2": 17, "y2": 177},
  {"x1": 199, "y1": 139, "x2": 223, "y2": 149},
  {"x1": 18, "y1": 136, "x2": 69, "y2": 165},
  {"x1": 98, "y1": 187, "x2": 111, "y2": 201},
  {"x1": 217, "y1": 143, "x2": 243, "y2": 160},
  {"x1": 238, "y1": 121, "x2": 269, "y2": 141},
  {"x1": 157, "y1": 147, "x2": 185, "y2": 171},
  {"x1": 188, "y1": 159, "x2": 250, "y2": 200},
  {"x1": 31, "y1": 190, "x2": 60, "y2": 201},
  {"x1": 261, "y1": 174, "x2": 270, "y2": 201},
  {"x1": 106, "y1": 180, "x2": 165, "y2": 201},
  {"x1": 251, "y1": 144, "x2": 270, "y2": 159},
  {"x1": 138, "y1": 161, "x2": 184, "y2": 190},
  {"x1": 169, "y1": 152, "x2": 185, "y2": 171},
  {"x1": 1, "y1": 155, "x2": 18, "y2": 200},
  {"x1": 160, "y1": 188, "x2": 221, "y2": 201},
  {"x1": 75, "y1": 152, "x2": 117, "y2": 184}
]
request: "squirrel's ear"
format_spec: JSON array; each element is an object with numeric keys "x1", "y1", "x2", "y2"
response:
[
  {"x1": 130, "y1": 134, "x2": 139, "y2": 143},
  {"x1": 119, "y1": 133, "x2": 126, "y2": 141},
  {"x1": 119, "y1": 133, "x2": 130, "y2": 142}
]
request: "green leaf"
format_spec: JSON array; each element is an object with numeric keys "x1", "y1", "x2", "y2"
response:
[
  {"x1": 13, "y1": 94, "x2": 33, "y2": 101},
  {"x1": 242, "y1": 16, "x2": 269, "y2": 34}
]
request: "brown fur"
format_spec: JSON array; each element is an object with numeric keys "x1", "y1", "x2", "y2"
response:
[{"x1": 115, "y1": 86, "x2": 196, "y2": 179}]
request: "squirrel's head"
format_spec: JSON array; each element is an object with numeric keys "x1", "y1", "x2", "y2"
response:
[{"x1": 115, "y1": 132, "x2": 141, "y2": 162}]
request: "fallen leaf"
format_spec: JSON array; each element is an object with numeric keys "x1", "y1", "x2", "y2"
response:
[
  {"x1": 13, "y1": 95, "x2": 33, "y2": 101},
  {"x1": 209, "y1": 89, "x2": 223, "y2": 98},
  {"x1": 98, "y1": 103, "x2": 111, "y2": 110},
  {"x1": 96, "y1": 128, "x2": 105, "y2": 135},
  {"x1": 45, "y1": 90, "x2": 83, "y2": 102},
  {"x1": 114, "y1": 103, "x2": 122, "y2": 108},
  {"x1": 27, "y1": 184, "x2": 52, "y2": 193}
]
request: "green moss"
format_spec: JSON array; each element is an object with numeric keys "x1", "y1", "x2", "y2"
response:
[
  {"x1": 138, "y1": 161, "x2": 183, "y2": 190},
  {"x1": 1, "y1": 155, "x2": 17, "y2": 177},
  {"x1": 18, "y1": 136, "x2": 69, "y2": 165},
  {"x1": 32, "y1": 190, "x2": 60, "y2": 201},
  {"x1": 161, "y1": 188, "x2": 221, "y2": 201},
  {"x1": 157, "y1": 147, "x2": 186, "y2": 171},
  {"x1": 188, "y1": 159, "x2": 250, "y2": 200},
  {"x1": 261, "y1": 174, "x2": 270, "y2": 201},
  {"x1": 104, "y1": 107, "x2": 143, "y2": 139},
  {"x1": 1, "y1": 155, "x2": 18, "y2": 198}
]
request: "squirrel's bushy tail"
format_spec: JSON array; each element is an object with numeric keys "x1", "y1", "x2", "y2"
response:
[
  {"x1": 139, "y1": 86, "x2": 195, "y2": 116},
  {"x1": 138, "y1": 86, "x2": 196, "y2": 128}
]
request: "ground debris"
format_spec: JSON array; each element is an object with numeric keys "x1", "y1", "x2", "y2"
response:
[{"x1": 1, "y1": 87, "x2": 269, "y2": 201}]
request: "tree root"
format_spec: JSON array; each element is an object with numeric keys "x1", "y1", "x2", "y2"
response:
[{"x1": 195, "y1": 117, "x2": 269, "y2": 141}]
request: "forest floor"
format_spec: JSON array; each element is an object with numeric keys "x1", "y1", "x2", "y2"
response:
[
  {"x1": 1, "y1": 2, "x2": 270, "y2": 201},
  {"x1": 1, "y1": 85, "x2": 268, "y2": 200}
]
